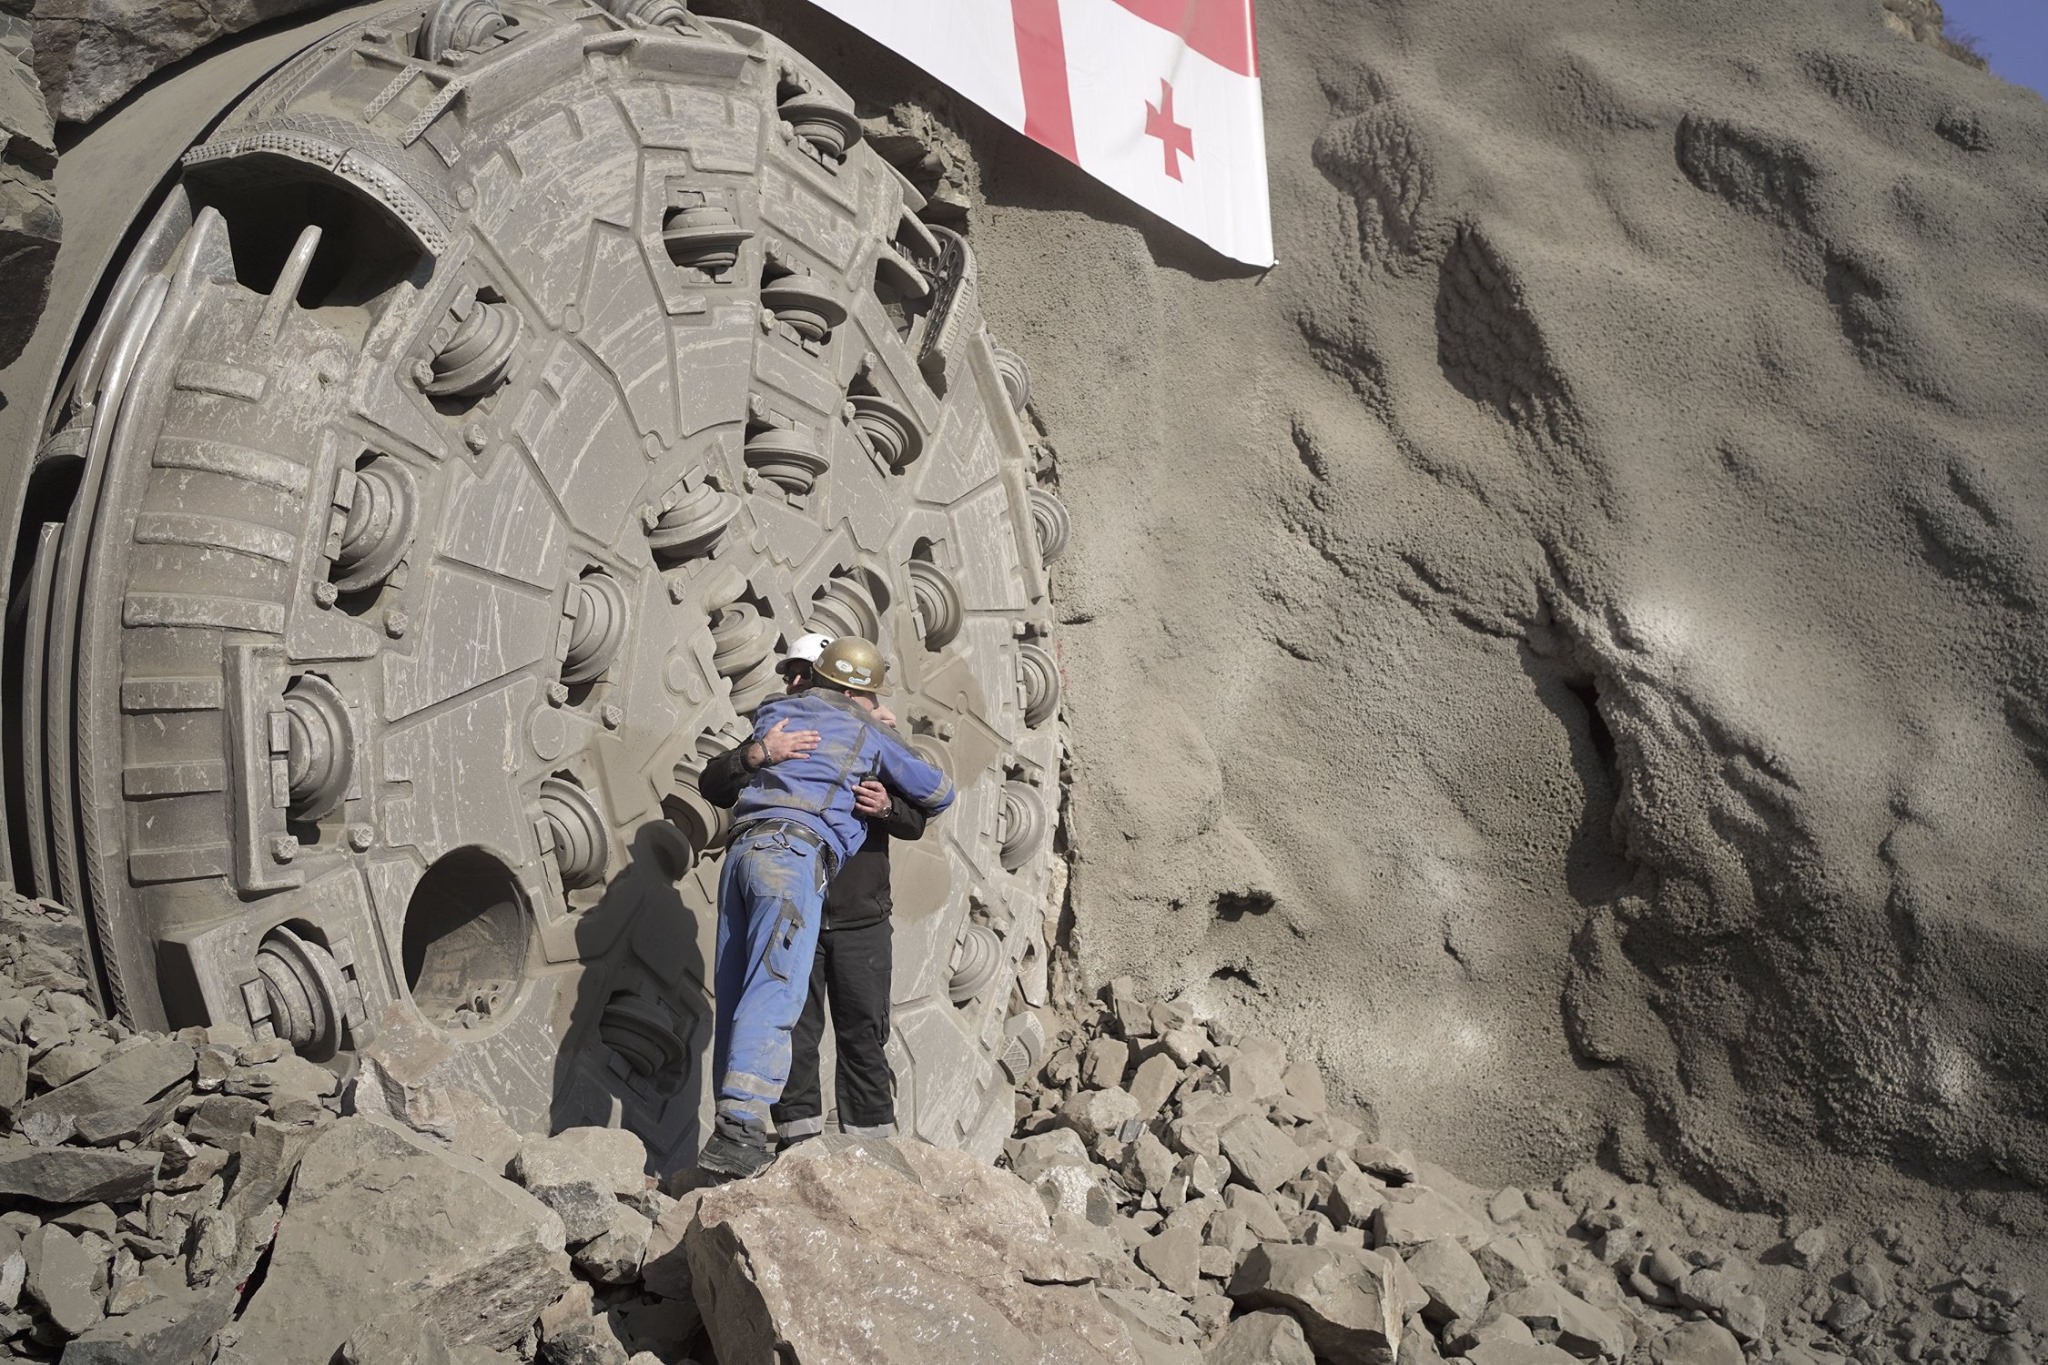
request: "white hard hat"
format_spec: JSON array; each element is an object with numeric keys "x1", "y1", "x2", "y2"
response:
[{"x1": 779, "y1": 632, "x2": 834, "y2": 676}]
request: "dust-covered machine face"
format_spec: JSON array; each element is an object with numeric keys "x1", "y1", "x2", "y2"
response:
[{"x1": 1, "y1": 0, "x2": 1069, "y2": 1168}]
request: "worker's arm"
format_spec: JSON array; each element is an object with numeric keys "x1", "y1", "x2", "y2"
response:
[
  {"x1": 697, "y1": 744, "x2": 750, "y2": 808},
  {"x1": 870, "y1": 731, "x2": 955, "y2": 816},
  {"x1": 853, "y1": 780, "x2": 929, "y2": 840},
  {"x1": 695, "y1": 720, "x2": 820, "y2": 808}
]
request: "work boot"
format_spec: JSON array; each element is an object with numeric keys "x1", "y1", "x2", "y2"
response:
[{"x1": 696, "y1": 1128, "x2": 775, "y2": 1181}]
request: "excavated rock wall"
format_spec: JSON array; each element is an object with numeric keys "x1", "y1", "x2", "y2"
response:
[{"x1": 957, "y1": 0, "x2": 2048, "y2": 1220}]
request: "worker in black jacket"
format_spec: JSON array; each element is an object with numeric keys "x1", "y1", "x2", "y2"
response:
[{"x1": 696, "y1": 632, "x2": 923, "y2": 1141}]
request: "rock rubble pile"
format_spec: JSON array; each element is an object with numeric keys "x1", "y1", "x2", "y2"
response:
[
  {"x1": 0, "y1": 887, "x2": 711, "y2": 1364},
  {"x1": 0, "y1": 882, "x2": 2037, "y2": 1365},
  {"x1": 1003, "y1": 978, "x2": 2046, "y2": 1365}
]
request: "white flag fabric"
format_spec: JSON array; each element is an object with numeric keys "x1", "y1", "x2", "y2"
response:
[{"x1": 804, "y1": 0, "x2": 1274, "y2": 268}]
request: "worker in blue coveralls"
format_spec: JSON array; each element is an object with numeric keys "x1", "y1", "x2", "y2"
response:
[{"x1": 697, "y1": 634, "x2": 955, "y2": 1179}]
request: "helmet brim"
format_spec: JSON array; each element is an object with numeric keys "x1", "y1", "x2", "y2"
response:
[{"x1": 818, "y1": 676, "x2": 886, "y2": 697}]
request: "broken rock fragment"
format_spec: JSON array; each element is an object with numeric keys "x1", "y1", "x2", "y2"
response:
[
  {"x1": 1129, "y1": 1053, "x2": 1182, "y2": 1119},
  {"x1": 1373, "y1": 1186, "x2": 1490, "y2": 1250},
  {"x1": 1495, "y1": 1282, "x2": 1630, "y2": 1360},
  {"x1": 1061, "y1": 1086, "x2": 1142, "y2": 1146},
  {"x1": 1037, "y1": 1160, "x2": 1119, "y2": 1227},
  {"x1": 338, "y1": 1307, "x2": 495, "y2": 1365},
  {"x1": 1085, "y1": 1036, "x2": 1133, "y2": 1089},
  {"x1": 1405, "y1": 1236, "x2": 1491, "y2": 1324},
  {"x1": 1098, "y1": 1284, "x2": 1202, "y2": 1362},
  {"x1": 1218, "y1": 1114, "x2": 1308, "y2": 1194},
  {"x1": 1223, "y1": 1185, "x2": 1292, "y2": 1243},
  {"x1": 1784, "y1": 1226, "x2": 1830, "y2": 1270},
  {"x1": 538, "y1": 1309, "x2": 632, "y2": 1365},
  {"x1": 1649, "y1": 1319, "x2": 1745, "y2": 1365},
  {"x1": 1328, "y1": 1169, "x2": 1385, "y2": 1230},
  {"x1": 1475, "y1": 1234, "x2": 1549, "y2": 1296},
  {"x1": 0, "y1": 1143, "x2": 159, "y2": 1203},
  {"x1": 1127, "y1": 1130, "x2": 1178, "y2": 1194},
  {"x1": 1461, "y1": 1344, "x2": 1581, "y2": 1365},
  {"x1": 1011, "y1": 1125, "x2": 1091, "y2": 1176},
  {"x1": 24, "y1": 1222, "x2": 101, "y2": 1338},
  {"x1": 184, "y1": 1095, "x2": 264, "y2": 1146},
  {"x1": 1226, "y1": 1243, "x2": 1404, "y2": 1365},
  {"x1": 1207, "y1": 1308, "x2": 1316, "y2": 1365},
  {"x1": 572, "y1": 1204, "x2": 653, "y2": 1286},
  {"x1": 0, "y1": 1041, "x2": 27, "y2": 1119},
  {"x1": 1159, "y1": 1029, "x2": 1208, "y2": 1068},
  {"x1": 1138, "y1": 1225, "x2": 1203, "y2": 1298},
  {"x1": 513, "y1": 1127, "x2": 649, "y2": 1245},
  {"x1": 33, "y1": 1036, "x2": 114, "y2": 1089},
  {"x1": 637, "y1": 1190, "x2": 704, "y2": 1302},
  {"x1": 61, "y1": 1284, "x2": 237, "y2": 1365},
  {"x1": 17, "y1": 1036, "x2": 193, "y2": 1142}
]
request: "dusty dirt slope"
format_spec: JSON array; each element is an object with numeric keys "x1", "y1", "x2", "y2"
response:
[{"x1": 705, "y1": 0, "x2": 2048, "y2": 1228}]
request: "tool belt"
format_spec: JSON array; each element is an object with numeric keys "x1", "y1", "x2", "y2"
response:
[{"x1": 732, "y1": 817, "x2": 839, "y2": 879}]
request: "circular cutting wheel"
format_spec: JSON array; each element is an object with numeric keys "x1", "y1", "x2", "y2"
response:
[{"x1": 17, "y1": 0, "x2": 1069, "y2": 1167}]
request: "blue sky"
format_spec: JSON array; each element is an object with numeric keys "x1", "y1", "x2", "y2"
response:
[{"x1": 1939, "y1": 0, "x2": 2048, "y2": 98}]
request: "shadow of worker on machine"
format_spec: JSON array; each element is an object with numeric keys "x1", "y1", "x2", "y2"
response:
[{"x1": 547, "y1": 817, "x2": 712, "y2": 1177}]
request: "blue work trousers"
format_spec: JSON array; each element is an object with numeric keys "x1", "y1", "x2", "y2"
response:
[{"x1": 712, "y1": 824, "x2": 831, "y2": 1135}]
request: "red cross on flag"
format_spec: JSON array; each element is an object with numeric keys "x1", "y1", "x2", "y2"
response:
[{"x1": 803, "y1": 0, "x2": 1274, "y2": 268}]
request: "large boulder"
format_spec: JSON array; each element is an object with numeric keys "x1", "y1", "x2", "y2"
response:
[
  {"x1": 229, "y1": 1117, "x2": 571, "y2": 1361},
  {"x1": 24, "y1": 1222, "x2": 100, "y2": 1337},
  {"x1": 1226, "y1": 1244, "x2": 1406, "y2": 1365},
  {"x1": 1404, "y1": 1238, "x2": 1490, "y2": 1324},
  {"x1": 1649, "y1": 1321, "x2": 1745, "y2": 1365},
  {"x1": 1372, "y1": 1187, "x2": 1490, "y2": 1252},
  {"x1": 1218, "y1": 1115, "x2": 1309, "y2": 1195},
  {"x1": 685, "y1": 1138, "x2": 1145, "y2": 1365},
  {"x1": 61, "y1": 1284, "x2": 237, "y2": 1364},
  {"x1": 17, "y1": 1036, "x2": 192, "y2": 1143},
  {"x1": 512, "y1": 1127, "x2": 648, "y2": 1245},
  {"x1": 350, "y1": 1011, "x2": 525, "y2": 1171},
  {"x1": 0, "y1": 1143, "x2": 158, "y2": 1202},
  {"x1": 1495, "y1": 1283, "x2": 1630, "y2": 1361}
]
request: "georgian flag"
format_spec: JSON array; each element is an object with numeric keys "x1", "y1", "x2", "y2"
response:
[{"x1": 804, "y1": 0, "x2": 1273, "y2": 268}]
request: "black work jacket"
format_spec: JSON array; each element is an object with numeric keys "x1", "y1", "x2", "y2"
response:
[{"x1": 699, "y1": 740, "x2": 927, "y2": 929}]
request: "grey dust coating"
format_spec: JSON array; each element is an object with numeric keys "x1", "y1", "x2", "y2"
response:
[{"x1": 0, "y1": 0, "x2": 1067, "y2": 1171}]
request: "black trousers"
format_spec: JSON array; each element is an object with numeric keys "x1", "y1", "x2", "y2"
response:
[{"x1": 771, "y1": 917, "x2": 895, "y2": 1134}]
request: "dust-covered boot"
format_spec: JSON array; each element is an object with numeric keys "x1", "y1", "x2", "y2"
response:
[{"x1": 696, "y1": 1129, "x2": 774, "y2": 1186}]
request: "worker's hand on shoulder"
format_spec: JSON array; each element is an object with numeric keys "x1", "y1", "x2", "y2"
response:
[
  {"x1": 852, "y1": 780, "x2": 893, "y2": 819},
  {"x1": 760, "y1": 719, "x2": 820, "y2": 764}
]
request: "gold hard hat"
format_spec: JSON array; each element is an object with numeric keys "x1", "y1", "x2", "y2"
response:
[{"x1": 814, "y1": 636, "x2": 886, "y2": 694}]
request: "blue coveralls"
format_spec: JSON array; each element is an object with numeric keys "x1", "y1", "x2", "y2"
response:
[{"x1": 712, "y1": 688, "x2": 955, "y2": 1140}]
